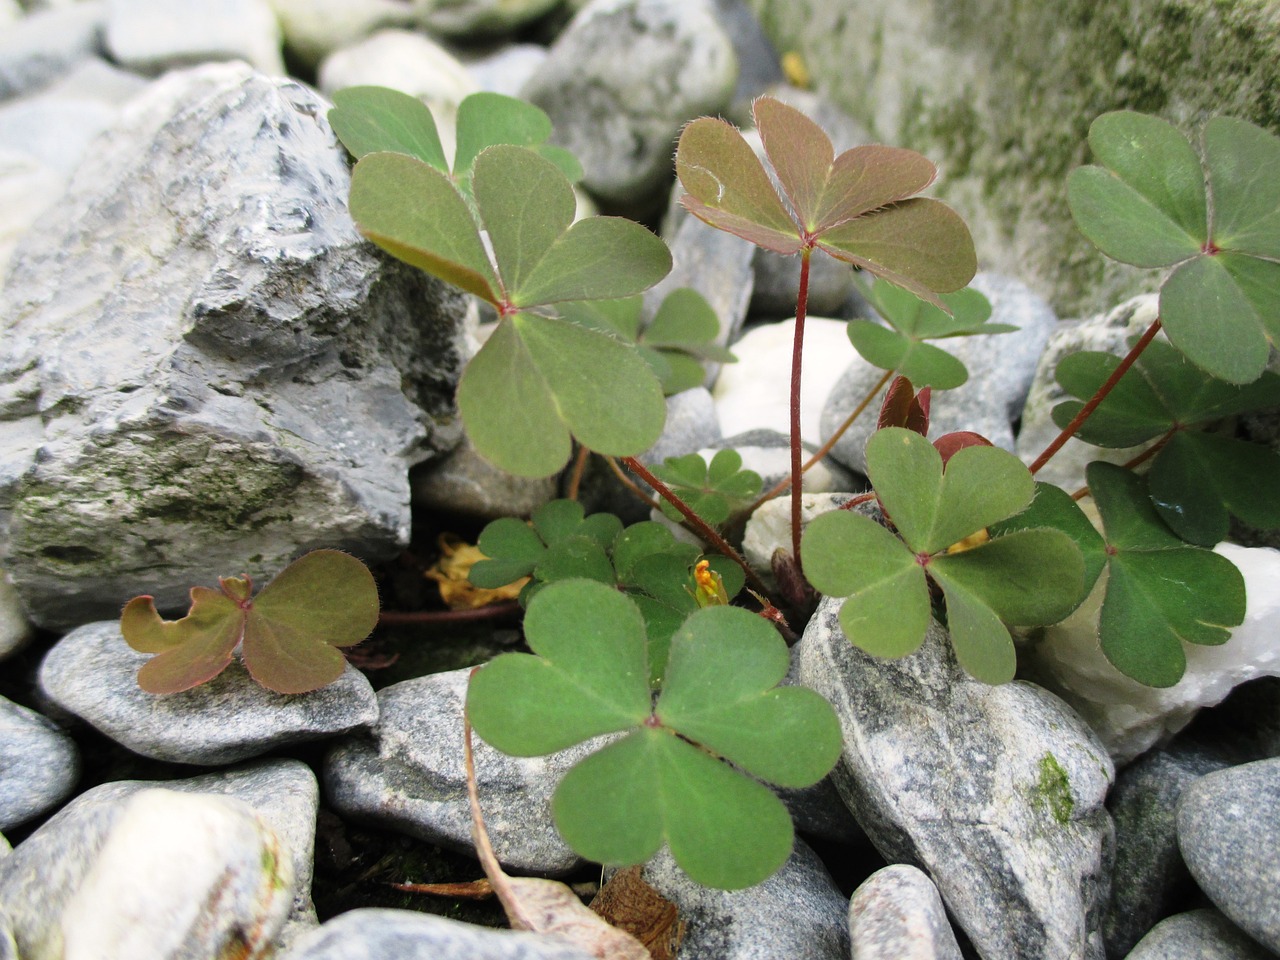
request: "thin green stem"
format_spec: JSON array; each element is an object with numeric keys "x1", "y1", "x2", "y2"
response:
[
  {"x1": 604, "y1": 455, "x2": 663, "y2": 512},
  {"x1": 620, "y1": 455, "x2": 773, "y2": 600},
  {"x1": 790, "y1": 247, "x2": 813, "y2": 572},
  {"x1": 1029, "y1": 317, "x2": 1163, "y2": 475}
]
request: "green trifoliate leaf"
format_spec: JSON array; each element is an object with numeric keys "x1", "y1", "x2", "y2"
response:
[
  {"x1": 802, "y1": 429, "x2": 1085, "y2": 683},
  {"x1": 655, "y1": 606, "x2": 842, "y2": 787},
  {"x1": 468, "y1": 582, "x2": 840, "y2": 889},
  {"x1": 1053, "y1": 338, "x2": 1280, "y2": 544},
  {"x1": 845, "y1": 278, "x2": 1010, "y2": 389},
  {"x1": 328, "y1": 86, "x2": 448, "y2": 170},
  {"x1": 1088, "y1": 462, "x2": 1246, "y2": 687},
  {"x1": 868, "y1": 427, "x2": 1035, "y2": 555},
  {"x1": 466, "y1": 580, "x2": 653, "y2": 755},
  {"x1": 453, "y1": 92, "x2": 582, "y2": 186},
  {"x1": 122, "y1": 551, "x2": 379, "y2": 695},
  {"x1": 1068, "y1": 111, "x2": 1280, "y2": 383},
  {"x1": 991, "y1": 481, "x2": 1108, "y2": 594},
  {"x1": 676, "y1": 96, "x2": 976, "y2": 304},
  {"x1": 649, "y1": 449, "x2": 762, "y2": 527}
]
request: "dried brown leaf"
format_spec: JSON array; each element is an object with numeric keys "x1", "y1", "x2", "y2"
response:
[
  {"x1": 426, "y1": 533, "x2": 528, "y2": 609},
  {"x1": 590, "y1": 867, "x2": 684, "y2": 960}
]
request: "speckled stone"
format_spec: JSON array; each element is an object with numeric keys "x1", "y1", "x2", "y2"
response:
[
  {"x1": 848, "y1": 864, "x2": 963, "y2": 960},
  {"x1": 0, "y1": 696, "x2": 79, "y2": 831},
  {"x1": 1126, "y1": 908, "x2": 1275, "y2": 960},
  {"x1": 1176, "y1": 758, "x2": 1280, "y2": 953}
]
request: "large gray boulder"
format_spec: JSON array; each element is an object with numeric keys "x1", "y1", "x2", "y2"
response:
[
  {"x1": 797, "y1": 595, "x2": 1115, "y2": 960},
  {"x1": 0, "y1": 62, "x2": 469, "y2": 629}
]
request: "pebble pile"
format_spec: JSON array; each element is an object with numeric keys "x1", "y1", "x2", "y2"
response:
[{"x1": 1, "y1": 1, "x2": 1278, "y2": 958}]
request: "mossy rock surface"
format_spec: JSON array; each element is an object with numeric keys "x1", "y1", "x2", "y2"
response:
[{"x1": 746, "y1": 0, "x2": 1280, "y2": 317}]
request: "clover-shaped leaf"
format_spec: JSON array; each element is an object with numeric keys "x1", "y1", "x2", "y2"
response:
[
  {"x1": 803, "y1": 428, "x2": 1085, "y2": 683},
  {"x1": 1053, "y1": 338, "x2": 1280, "y2": 544},
  {"x1": 676, "y1": 96, "x2": 976, "y2": 304},
  {"x1": 121, "y1": 550, "x2": 379, "y2": 695},
  {"x1": 845, "y1": 278, "x2": 1011, "y2": 389},
  {"x1": 1068, "y1": 112, "x2": 1280, "y2": 383},
  {"x1": 467, "y1": 581, "x2": 841, "y2": 888},
  {"x1": 648, "y1": 450, "x2": 762, "y2": 527},
  {"x1": 1086, "y1": 462, "x2": 1246, "y2": 686},
  {"x1": 329, "y1": 87, "x2": 581, "y2": 192},
  {"x1": 560, "y1": 289, "x2": 736, "y2": 395},
  {"x1": 349, "y1": 144, "x2": 670, "y2": 476}
]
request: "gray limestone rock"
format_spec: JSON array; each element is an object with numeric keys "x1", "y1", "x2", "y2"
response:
[
  {"x1": 0, "y1": 62, "x2": 469, "y2": 629},
  {"x1": 464, "y1": 43, "x2": 549, "y2": 98},
  {"x1": 267, "y1": 0, "x2": 419, "y2": 69},
  {"x1": 1175, "y1": 758, "x2": 1280, "y2": 954},
  {"x1": 103, "y1": 0, "x2": 284, "y2": 76},
  {"x1": 0, "y1": 696, "x2": 78, "y2": 831},
  {"x1": 0, "y1": 2, "x2": 105, "y2": 101},
  {"x1": 38, "y1": 620, "x2": 379, "y2": 765},
  {"x1": 412, "y1": 0, "x2": 563, "y2": 38},
  {"x1": 750, "y1": 247, "x2": 855, "y2": 321},
  {"x1": 797, "y1": 596, "x2": 1115, "y2": 960},
  {"x1": 0, "y1": 758, "x2": 320, "y2": 959},
  {"x1": 278, "y1": 908, "x2": 599, "y2": 960},
  {"x1": 708, "y1": 0, "x2": 783, "y2": 116},
  {"x1": 821, "y1": 272, "x2": 1057, "y2": 473},
  {"x1": 1015, "y1": 294, "x2": 1159, "y2": 490},
  {"x1": 324, "y1": 667, "x2": 591, "y2": 874},
  {"x1": 848, "y1": 864, "x2": 963, "y2": 960},
  {"x1": 1126, "y1": 909, "x2": 1275, "y2": 960},
  {"x1": 521, "y1": 0, "x2": 737, "y2": 208},
  {"x1": 412, "y1": 435, "x2": 558, "y2": 521},
  {"x1": 1103, "y1": 742, "x2": 1232, "y2": 957},
  {"x1": 0, "y1": 575, "x2": 33, "y2": 661},
  {"x1": 632, "y1": 840, "x2": 848, "y2": 960}
]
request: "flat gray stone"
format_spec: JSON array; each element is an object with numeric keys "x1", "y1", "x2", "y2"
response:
[
  {"x1": 821, "y1": 272, "x2": 1057, "y2": 473},
  {"x1": 798, "y1": 596, "x2": 1115, "y2": 960},
  {"x1": 412, "y1": 435, "x2": 558, "y2": 521},
  {"x1": 411, "y1": 0, "x2": 563, "y2": 38},
  {"x1": 0, "y1": 696, "x2": 78, "y2": 831},
  {"x1": 522, "y1": 0, "x2": 737, "y2": 207},
  {"x1": 268, "y1": 0, "x2": 419, "y2": 69},
  {"x1": 0, "y1": 2, "x2": 105, "y2": 101},
  {"x1": 325, "y1": 667, "x2": 591, "y2": 874},
  {"x1": 0, "y1": 758, "x2": 320, "y2": 960},
  {"x1": 1176, "y1": 758, "x2": 1280, "y2": 953},
  {"x1": 103, "y1": 0, "x2": 284, "y2": 76},
  {"x1": 848, "y1": 864, "x2": 963, "y2": 960},
  {"x1": 1102, "y1": 741, "x2": 1231, "y2": 957},
  {"x1": 1126, "y1": 908, "x2": 1275, "y2": 960},
  {"x1": 278, "y1": 908, "x2": 598, "y2": 960},
  {"x1": 641, "y1": 388, "x2": 723, "y2": 466},
  {"x1": 39, "y1": 620, "x2": 378, "y2": 765},
  {"x1": 464, "y1": 43, "x2": 549, "y2": 98},
  {"x1": 0, "y1": 62, "x2": 468, "y2": 629},
  {"x1": 634, "y1": 840, "x2": 848, "y2": 960}
]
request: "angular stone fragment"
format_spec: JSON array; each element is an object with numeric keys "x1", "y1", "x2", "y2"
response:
[
  {"x1": 0, "y1": 62, "x2": 468, "y2": 629},
  {"x1": 798, "y1": 596, "x2": 1114, "y2": 960}
]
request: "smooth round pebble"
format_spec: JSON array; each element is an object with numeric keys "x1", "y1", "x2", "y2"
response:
[
  {"x1": 0, "y1": 696, "x2": 79, "y2": 831},
  {"x1": 1126, "y1": 908, "x2": 1275, "y2": 959}
]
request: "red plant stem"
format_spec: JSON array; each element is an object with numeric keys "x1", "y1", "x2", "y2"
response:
[
  {"x1": 750, "y1": 366, "x2": 893, "y2": 509},
  {"x1": 790, "y1": 247, "x2": 813, "y2": 571},
  {"x1": 565, "y1": 443, "x2": 590, "y2": 501},
  {"x1": 1028, "y1": 317, "x2": 1163, "y2": 476},
  {"x1": 620, "y1": 455, "x2": 773, "y2": 600},
  {"x1": 378, "y1": 602, "x2": 522, "y2": 625}
]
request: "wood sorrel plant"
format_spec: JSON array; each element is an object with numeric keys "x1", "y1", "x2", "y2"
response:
[{"x1": 326, "y1": 86, "x2": 1280, "y2": 888}]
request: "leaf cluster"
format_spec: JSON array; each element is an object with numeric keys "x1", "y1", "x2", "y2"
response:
[
  {"x1": 1068, "y1": 111, "x2": 1280, "y2": 384},
  {"x1": 469, "y1": 500, "x2": 745, "y2": 684},
  {"x1": 803, "y1": 428, "x2": 1085, "y2": 683},
  {"x1": 1053, "y1": 338, "x2": 1280, "y2": 545},
  {"x1": 121, "y1": 550, "x2": 379, "y2": 695},
  {"x1": 647, "y1": 450, "x2": 762, "y2": 527},
  {"x1": 329, "y1": 86, "x2": 674, "y2": 478},
  {"x1": 676, "y1": 96, "x2": 977, "y2": 303},
  {"x1": 466, "y1": 579, "x2": 842, "y2": 889}
]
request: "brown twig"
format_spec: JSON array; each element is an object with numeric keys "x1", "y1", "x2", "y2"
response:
[
  {"x1": 604, "y1": 456, "x2": 664, "y2": 512},
  {"x1": 566, "y1": 443, "x2": 590, "y2": 501}
]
